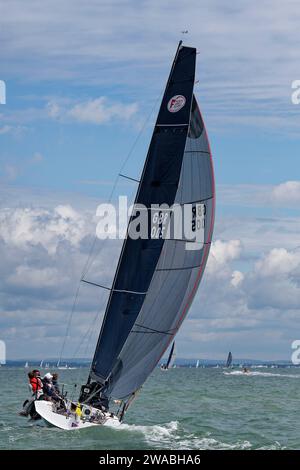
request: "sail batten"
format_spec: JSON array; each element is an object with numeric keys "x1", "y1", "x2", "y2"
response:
[{"x1": 82, "y1": 279, "x2": 148, "y2": 295}]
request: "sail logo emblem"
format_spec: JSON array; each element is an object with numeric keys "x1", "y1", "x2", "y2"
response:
[{"x1": 167, "y1": 95, "x2": 186, "y2": 113}]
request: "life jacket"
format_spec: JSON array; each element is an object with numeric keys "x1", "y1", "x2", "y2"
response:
[
  {"x1": 30, "y1": 377, "x2": 43, "y2": 393},
  {"x1": 75, "y1": 403, "x2": 82, "y2": 418},
  {"x1": 42, "y1": 379, "x2": 54, "y2": 396}
]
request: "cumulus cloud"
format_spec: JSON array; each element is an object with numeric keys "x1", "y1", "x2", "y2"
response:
[
  {"x1": 0, "y1": 191, "x2": 299, "y2": 360},
  {"x1": 207, "y1": 239, "x2": 242, "y2": 276},
  {"x1": 1, "y1": 96, "x2": 138, "y2": 129},
  {"x1": 180, "y1": 237, "x2": 300, "y2": 359},
  {"x1": 254, "y1": 248, "x2": 300, "y2": 277},
  {"x1": 271, "y1": 181, "x2": 300, "y2": 205},
  {"x1": 244, "y1": 247, "x2": 300, "y2": 311},
  {"x1": 0, "y1": 205, "x2": 89, "y2": 254},
  {"x1": 0, "y1": 197, "x2": 123, "y2": 359},
  {"x1": 217, "y1": 212, "x2": 300, "y2": 255},
  {"x1": 67, "y1": 97, "x2": 138, "y2": 125},
  {"x1": 211, "y1": 239, "x2": 241, "y2": 265},
  {"x1": 27, "y1": 97, "x2": 138, "y2": 125}
]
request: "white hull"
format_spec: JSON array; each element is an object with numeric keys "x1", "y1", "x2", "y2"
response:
[{"x1": 34, "y1": 400, "x2": 120, "y2": 431}]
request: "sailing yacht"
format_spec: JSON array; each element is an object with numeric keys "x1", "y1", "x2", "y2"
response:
[
  {"x1": 33, "y1": 41, "x2": 215, "y2": 429},
  {"x1": 225, "y1": 351, "x2": 233, "y2": 368},
  {"x1": 160, "y1": 342, "x2": 176, "y2": 370}
]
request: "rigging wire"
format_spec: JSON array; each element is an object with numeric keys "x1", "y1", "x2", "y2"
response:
[
  {"x1": 57, "y1": 281, "x2": 81, "y2": 366},
  {"x1": 71, "y1": 303, "x2": 105, "y2": 387},
  {"x1": 71, "y1": 304, "x2": 105, "y2": 361}
]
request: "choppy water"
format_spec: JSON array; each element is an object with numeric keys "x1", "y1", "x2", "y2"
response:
[{"x1": 1, "y1": 367, "x2": 300, "y2": 450}]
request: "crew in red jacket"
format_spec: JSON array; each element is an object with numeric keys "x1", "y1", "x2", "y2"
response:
[
  {"x1": 19, "y1": 370, "x2": 43, "y2": 417},
  {"x1": 29, "y1": 370, "x2": 43, "y2": 397}
]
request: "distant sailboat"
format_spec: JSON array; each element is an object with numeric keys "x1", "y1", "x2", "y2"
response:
[
  {"x1": 225, "y1": 351, "x2": 233, "y2": 368},
  {"x1": 57, "y1": 362, "x2": 76, "y2": 370},
  {"x1": 40, "y1": 360, "x2": 44, "y2": 368},
  {"x1": 196, "y1": 359, "x2": 200, "y2": 368},
  {"x1": 33, "y1": 41, "x2": 215, "y2": 430},
  {"x1": 24, "y1": 361, "x2": 29, "y2": 368},
  {"x1": 160, "y1": 342, "x2": 176, "y2": 370}
]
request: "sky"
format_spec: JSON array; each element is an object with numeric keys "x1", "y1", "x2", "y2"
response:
[{"x1": 0, "y1": 0, "x2": 300, "y2": 361}]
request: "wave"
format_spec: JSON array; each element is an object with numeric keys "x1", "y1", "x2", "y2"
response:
[
  {"x1": 105, "y1": 420, "x2": 284, "y2": 450},
  {"x1": 172, "y1": 436, "x2": 253, "y2": 450},
  {"x1": 223, "y1": 370, "x2": 300, "y2": 378},
  {"x1": 1, "y1": 417, "x2": 285, "y2": 450},
  {"x1": 109, "y1": 420, "x2": 179, "y2": 444}
]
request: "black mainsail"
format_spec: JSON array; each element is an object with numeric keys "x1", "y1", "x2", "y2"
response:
[{"x1": 83, "y1": 42, "x2": 215, "y2": 409}]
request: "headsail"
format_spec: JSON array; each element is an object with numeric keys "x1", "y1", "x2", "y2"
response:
[
  {"x1": 85, "y1": 42, "x2": 215, "y2": 405},
  {"x1": 226, "y1": 352, "x2": 233, "y2": 368}
]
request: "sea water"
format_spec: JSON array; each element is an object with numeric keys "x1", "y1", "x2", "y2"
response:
[{"x1": 0, "y1": 367, "x2": 299, "y2": 450}]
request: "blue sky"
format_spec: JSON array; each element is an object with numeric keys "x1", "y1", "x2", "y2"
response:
[{"x1": 0, "y1": 0, "x2": 300, "y2": 361}]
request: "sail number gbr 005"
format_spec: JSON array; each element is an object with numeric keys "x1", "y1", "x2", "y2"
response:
[{"x1": 150, "y1": 202, "x2": 206, "y2": 251}]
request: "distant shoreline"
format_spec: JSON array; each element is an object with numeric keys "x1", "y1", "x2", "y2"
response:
[{"x1": 2, "y1": 360, "x2": 299, "y2": 369}]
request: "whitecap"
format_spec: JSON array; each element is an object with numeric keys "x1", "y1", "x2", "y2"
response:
[{"x1": 223, "y1": 370, "x2": 300, "y2": 378}]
